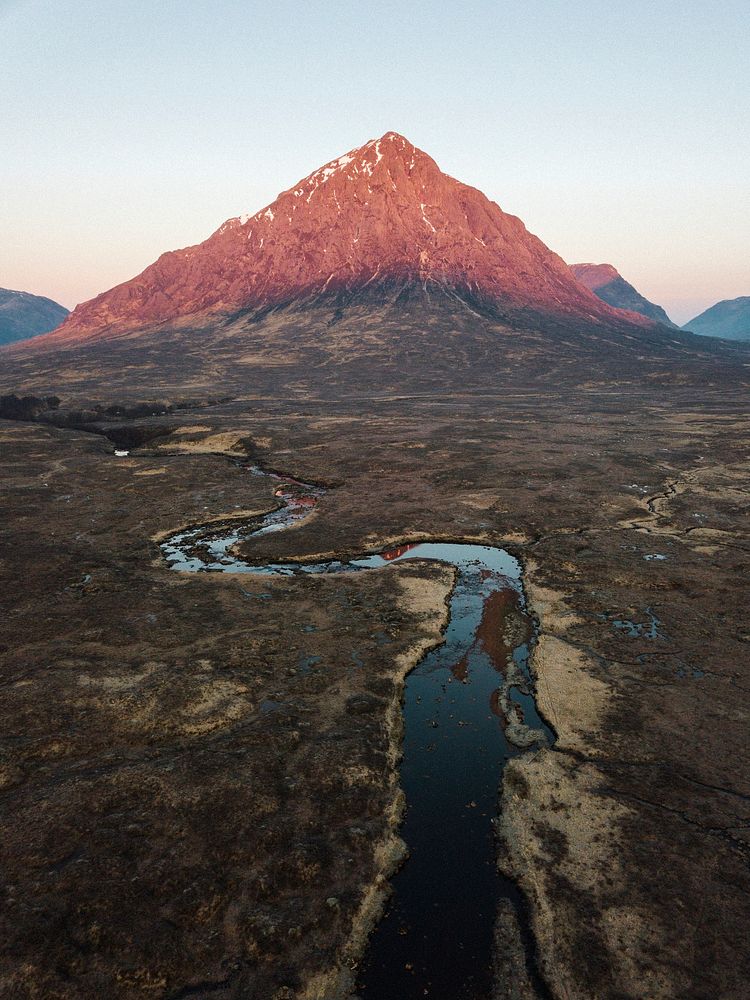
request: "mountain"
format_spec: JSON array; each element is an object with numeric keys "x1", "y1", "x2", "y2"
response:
[
  {"x1": 570, "y1": 263, "x2": 677, "y2": 327},
  {"x1": 6, "y1": 132, "x2": 743, "y2": 400},
  {"x1": 683, "y1": 297, "x2": 750, "y2": 341},
  {"x1": 43, "y1": 132, "x2": 649, "y2": 344},
  {"x1": 0, "y1": 288, "x2": 69, "y2": 346}
]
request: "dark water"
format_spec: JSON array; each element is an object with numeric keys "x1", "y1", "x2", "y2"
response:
[{"x1": 161, "y1": 465, "x2": 552, "y2": 999}]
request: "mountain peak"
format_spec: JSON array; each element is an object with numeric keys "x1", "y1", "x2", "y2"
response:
[
  {"x1": 683, "y1": 296, "x2": 750, "y2": 341},
  {"x1": 0, "y1": 287, "x2": 69, "y2": 346},
  {"x1": 570, "y1": 262, "x2": 620, "y2": 290},
  {"x1": 44, "y1": 136, "x2": 650, "y2": 343},
  {"x1": 571, "y1": 262, "x2": 676, "y2": 327},
  {"x1": 222, "y1": 131, "x2": 435, "y2": 234}
]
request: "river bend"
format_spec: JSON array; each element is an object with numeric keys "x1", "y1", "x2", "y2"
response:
[{"x1": 161, "y1": 462, "x2": 552, "y2": 999}]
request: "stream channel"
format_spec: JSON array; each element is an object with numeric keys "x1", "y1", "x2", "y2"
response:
[{"x1": 161, "y1": 462, "x2": 554, "y2": 999}]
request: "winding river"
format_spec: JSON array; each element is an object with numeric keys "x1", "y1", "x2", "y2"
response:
[{"x1": 161, "y1": 462, "x2": 553, "y2": 999}]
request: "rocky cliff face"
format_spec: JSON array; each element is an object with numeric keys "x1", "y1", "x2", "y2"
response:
[
  {"x1": 570, "y1": 263, "x2": 676, "y2": 327},
  {"x1": 48, "y1": 133, "x2": 646, "y2": 343}
]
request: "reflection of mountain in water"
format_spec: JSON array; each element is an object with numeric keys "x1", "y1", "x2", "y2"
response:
[
  {"x1": 454, "y1": 586, "x2": 519, "y2": 684},
  {"x1": 380, "y1": 543, "x2": 419, "y2": 561},
  {"x1": 162, "y1": 469, "x2": 553, "y2": 1000}
]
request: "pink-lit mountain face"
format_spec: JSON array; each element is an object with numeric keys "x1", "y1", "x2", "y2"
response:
[
  {"x1": 570, "y1": 263, "x2": 622, "y2": 292},
  {"x1": 48, "y1": 132, "x2": 647, "y2": 343}
]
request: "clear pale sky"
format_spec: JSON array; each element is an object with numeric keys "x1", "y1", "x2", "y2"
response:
[{"x1": 1, "y1": 0, "x2": 748, "y2": 325}]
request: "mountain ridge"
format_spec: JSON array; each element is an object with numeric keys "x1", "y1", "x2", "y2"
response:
[
  {"x1": 683, "y1": 296, "x2": 750, "y2": 341},
  {"x1": 570, "y1": 263, "x2": 677, "y2": 327},
  {"x1": 0, "y1": 288, "x2": 69, "y2": 346}
]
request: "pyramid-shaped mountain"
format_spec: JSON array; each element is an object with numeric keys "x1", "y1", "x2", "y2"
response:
[{"x1": 48, "y1": 132, "x2": 650, "y2": 342}]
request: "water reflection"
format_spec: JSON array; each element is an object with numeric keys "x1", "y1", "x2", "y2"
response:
[{"x1": 160, "y1": 465, "x2": 552, "y2": 1000}]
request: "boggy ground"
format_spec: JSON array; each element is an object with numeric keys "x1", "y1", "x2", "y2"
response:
[{"x1": 1, "y1": 372, "x2": 749, "y2": 999}]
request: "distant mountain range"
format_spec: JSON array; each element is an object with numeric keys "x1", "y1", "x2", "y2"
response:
[
  {"x1": 570, "y1": 263, "x2": 677, "y2": 327},
  {"x1": 0, "y1": 288, "x2": 69, "y2": 346},
  {"x1": 683, "y1": 297, "x2": 750, "y2": 342}
]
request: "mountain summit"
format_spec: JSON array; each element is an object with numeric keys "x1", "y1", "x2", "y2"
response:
[
  {"x1": 0, "y1": 288, "x2": 69, "y2": 346},
  {"x1": 570, "y1": 263, "x2": 677, "y2": 327},
  {"x1": 683, "y1": 297, "x2": 750, "y2": 342},
  {"x1": 48, "y1": 132, "x2": 646, "y2": 342}
]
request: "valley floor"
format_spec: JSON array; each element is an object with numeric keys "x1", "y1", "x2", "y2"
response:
[{"x1": 1, "y1": 381, "x2": 749, "y2": 999}]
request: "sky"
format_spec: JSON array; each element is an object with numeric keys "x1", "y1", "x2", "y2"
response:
[{"x1": 1, "y1": 0, "x2": 748, "y2": 326}]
